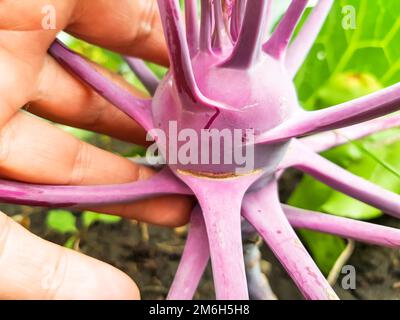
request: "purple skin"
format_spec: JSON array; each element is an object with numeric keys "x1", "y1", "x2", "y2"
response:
[
  {"x1": 1, "y1": 0, "x2": 398, "y2": 300},
  {"x1": 124, "y1": 57, "x2": 160, "y2": 96}
]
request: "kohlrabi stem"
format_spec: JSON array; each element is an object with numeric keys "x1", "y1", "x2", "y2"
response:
[
  {"x1": 244, "y1": 240, "x2": 277, "y2": 300},
  {"x1": 158, "y1": 0, "x2": 229, "y2": 112},
  {"x1": 212, "y1": 0, "x2": 232, "y2": 53},
  {"x1": 124, "y1": 57, "x2": 159, "y2": 96},
  {"x1": 286, "y1": 0, "x2": 334, "y2": 77},
  {"x1": 256, "y1": 83, "x2": 400, "y2": 144},
  {"x1": 49, "y1": 40, "x2": 153, "y2": 131},
  {"x1": 242, "y1": 181, "x2": 338, "y2": 300},
  {"x1": 177, "y1": 171, "x2": 263, "y2": 300},
  {"x1": 300, "y1": 114, "x2": 400, "y2": 153},
  {"x1": 292, "y1": 140, "x2": 400, "y2": 219},
  {"x1": 200, "y1": 0, "x2": 213, "y2": 53},
  {"x1": 157, "y1": 0, "x2": 200, "y2": 104},
  {"x1": 283, "y1": 205, "x2": 400, "y2": 247},
  {"x1": 263, "y1": 0, "x2": 308, "y2": 59},
  {"x1": 0, "y1": 168, "x2": 192, "y2": 208},
  {"x1": 185, "y1": 0, "x2": 200, "y2": 57},
  {"x1": 223, "y1": 0, "x2": 271, "y2": 68},
  {"x1": 230, "y1": 0, "x2": 246, "y2": 42},
  {"x1": 168, "y1": 206, "x2": 210, "y2": 300}
]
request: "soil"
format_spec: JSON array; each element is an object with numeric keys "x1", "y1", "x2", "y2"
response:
[{"x1": 3, "y1": 202, "x2": 400, "y2": 300}]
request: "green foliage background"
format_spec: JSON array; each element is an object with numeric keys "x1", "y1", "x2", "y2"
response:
[{"x1": 291, "y1": 0, "x2": 400, "y2": 274}]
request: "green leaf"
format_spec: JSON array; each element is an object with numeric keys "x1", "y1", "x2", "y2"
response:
[
  {"x1": 295, "y1": 0, "x2": 400, "y2": 109},
  {"x1": 299, "y1": 230, "x2": 347, "y2": 275},
  {"x1": 82, "y1": 211, "x2": 122, "y2": 229},
  {"x1": 289, "y1": 0, "x2": 400, "y2": 272},
  {"x1": 46, "y1": 210, "x2": 78, "y2": 235},
  {"x1": 321, "y1": 135, "x2": 400, "y2": 220}
]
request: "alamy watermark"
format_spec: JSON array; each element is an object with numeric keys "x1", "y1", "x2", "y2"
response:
[
  {"x1": 342, "y1": 5, "x2": 357, "y2": 30},
  {"x1": 41, "y1": 4, "x2": 57, "y2": 30},
  {"x1": 145, "y1": 121, "x2": 256, "y2": 174},
  {"x1": 341, "y1": 265, "x2": 357, "y2": 290}
]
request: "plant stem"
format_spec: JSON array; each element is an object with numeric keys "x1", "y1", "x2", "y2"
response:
[
  {"x1": 230, "y1": 0, "x2": 246, "y2": 42},
  {"x1": 223, "y1": 0, "x2": 271, "y2": 68},
  {"x1": 0, "y1": 168, "x2": 192, "y2": 208},
  {"x1": 300, "y1": 114, "x2": 400, "y2": 153},
  {"x1": 49, "y1": 40, "x2": 153, "y2": 131},
  {"x1": 124, "y1": 57, "x2": 159, "y2": 96},
  {"x1": 157, "y1": 0, "x2": 229, "y2": 112},
  {"x1": 244, "y1": 240, "x2": 277, "y2": 300},
  {"x1": 212, "y1": 0, "x2": 233, "y2": 54},
  {"x1": 263, "y1": 0, "x2": 308, "y2": 59},
  {"x1": 168, "y1": 206, "x2": 210, "y2": 300},
  {"x1": 177, "y1": 170, "x2": 263, "y2": 299},
  {"x1": 284, "y1": 205, "x2": 400, "y2": 247},
  {"x1": 292, "y1": 140, "x2": 400, "y2": 219},
  {"x1": 242, "y1": 181, "x2": 338, "y2": 300},
  {"x1": 286, "y1": 0, "x2": 334, "y2": 77},
  {"x1": 200, "y1": 0, "x2": 213, "y2": 53},
  {"x1": 256, "y1": 83, "x2": 400, "y2": 144},
  {"x1": 185, "y1": 0, "x2": 200, "y2": 56}
]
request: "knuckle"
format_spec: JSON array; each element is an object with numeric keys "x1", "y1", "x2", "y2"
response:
[
  {"x1": 134, "y1": 0, "x2": 159, "y2": 43},
  {"x1": 0, "y1": 122, "x2": 15, "y2": 168},
  {"x1": 0, "y1": 213, "x2": 12, "y2": 263},
  {"x1": 69, "y1": 141, "x2": 92, "y2": 185},
  {"x1": 42, "y1": 248, "x2": 68, "y2": 299}
]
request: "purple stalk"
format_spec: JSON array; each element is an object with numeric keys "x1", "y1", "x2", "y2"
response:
[
  {"x1": 292, "y1": 140, "x2": 400, "y2": 219},
  {"x1": 223, "y1": 0, "x2": 271, "y2": 68},
  {"x1": 244, "y1": 242, "x2": 277, "y2": 300},
  {"x1": 230, "y1": 0, "x2": 246, "y2": 42},
  {"x1": 157, "y1": 0, "x2": 230, "y2": 111},
  {"x1": 124, "y1": 57, "x2": 159, "y2": 96},
  {"x1": 200, "y1": 0, "x2": 213, "y2": 53},
  {"x1": 242, "y1": 220, "x2": 277, "y2": 300},
  {"x1": 286, "y1": 0, "x2": 334, "y2": 77},
  {"x1": 48, "y1": 40, "x2": 153, "y2": 131},
  {"x1": 300, "y1": 114, "x2": 400, "y2": 153},
  {"x1": 185, "y1": 0, "x2": 200, "y2": 57},
  {"x1": 177, "y1": 170, "x2": 263, "y2": 300},
  {"x1": 256, "y1": 83, "x2": 400, "y2": 144},
  {"x1": 284, "y1": 205, "x2": 400, "y2": 247},
  {"x1": 242, "y1": 181, "x2": 338, "y2": 300},
  {"x1": 168, "y1": 206, "x2": 210, "y2": 300},
  {"x1": 212, "y1": 0, "x2": 233, "y2": 54},
  {"x1": 158, "y1": 0, "x2": 199, "y2": 104},
  {"x1": 0, "y1": 168, "x2": 192, "y2": 208},
  {"x1": 263, "y1": 0, "x2": 308, "y2": 59}
]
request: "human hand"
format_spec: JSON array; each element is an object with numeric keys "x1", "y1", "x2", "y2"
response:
[{"x1": 0, "y1": 0, "x2": 192, "y2": 299}]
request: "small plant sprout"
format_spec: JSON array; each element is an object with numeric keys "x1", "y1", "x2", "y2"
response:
[{"x1": 2, "y1": 0, "x2": 400, "y2": 300}]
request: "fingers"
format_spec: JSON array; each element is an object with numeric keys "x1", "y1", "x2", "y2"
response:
[
  {"x1": 0, "y1": 111, "x2": 144, "y2": 185},
  {"x1": 1, "y1": 0, "x2": 169, "y2": 65},
  {"x1": 0, "y1": 111, "x2": 192, "y2": 226},
  {"x1": 1, "y1": 0, "x2": 168, "y2": 141},
  {"x1": 67, "y1": 0, "x2": 169, "y2": 65},
  {"x1": 0, "y1": 211, "x2": 140, "y2": 300},
  {"x1": 32, "y1": 55, "x2": 149, "y2": 145}
]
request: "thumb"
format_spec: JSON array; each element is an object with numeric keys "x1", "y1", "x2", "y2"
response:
[{"x1": 0, "y1": 212, "x2": 140, "y2": 300}]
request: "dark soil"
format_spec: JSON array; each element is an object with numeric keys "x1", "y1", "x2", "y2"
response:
[{"x1": 3, "y1": 203, "x2": 400, "y2": 300}]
